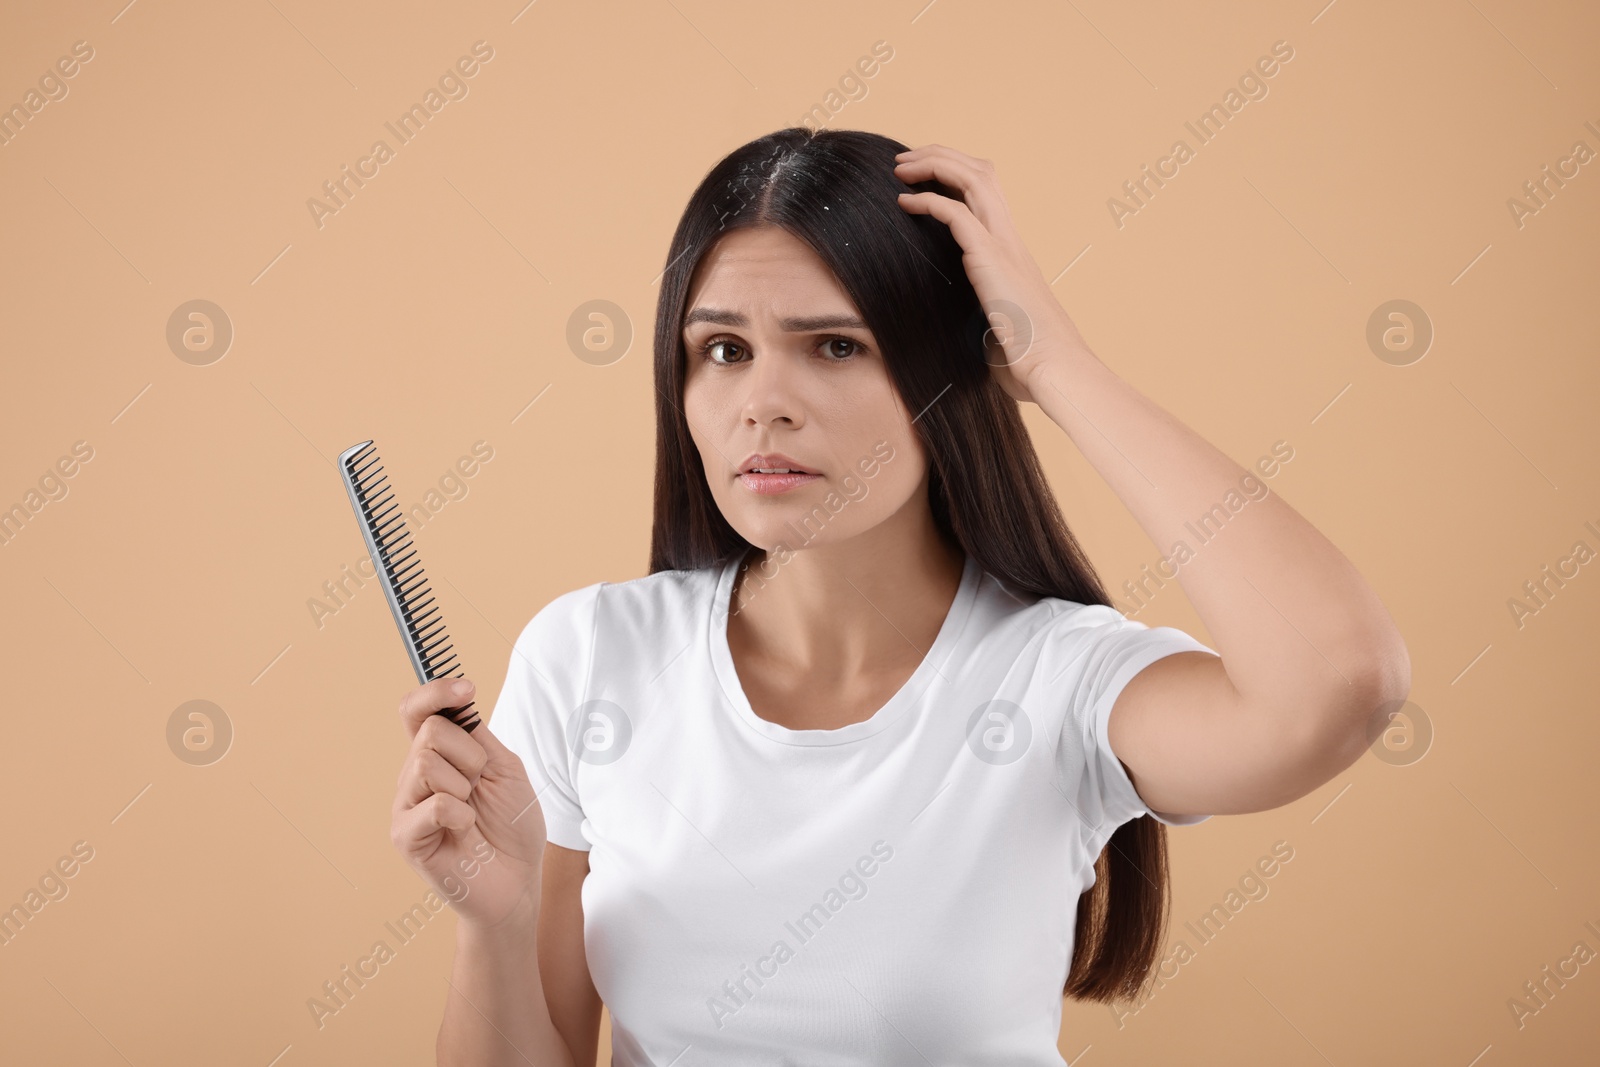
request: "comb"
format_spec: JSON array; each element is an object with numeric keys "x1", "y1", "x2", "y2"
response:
[{"x1": 338, "y1": 440, "x2": 479, "y2": 733}]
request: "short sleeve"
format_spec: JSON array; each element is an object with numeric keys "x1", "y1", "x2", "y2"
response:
[
  {"x1": 1049, "y1": 604, "x2": 1218, "y2": 839},
  {"x1": 485, "y1": 583, "x2": 602, "y2": 852}
]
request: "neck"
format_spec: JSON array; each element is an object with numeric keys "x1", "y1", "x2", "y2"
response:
[{"x1": 729, "y1": 506, "x2": 965, "y2": 679}]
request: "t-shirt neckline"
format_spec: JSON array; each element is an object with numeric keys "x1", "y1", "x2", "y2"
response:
[{"x1": 707, "y1": 549, "x2": 981, "y2": 746}]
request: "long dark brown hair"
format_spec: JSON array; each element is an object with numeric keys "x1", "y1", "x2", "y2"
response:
[{"x1": 647, "y1": 126, "x2": 1173, "y2": 1003}]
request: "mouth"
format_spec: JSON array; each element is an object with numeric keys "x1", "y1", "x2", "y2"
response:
[
  {"x1": 737, "y1": 470, "x2": 821, "y2": 495},
  {"x1": 737, "y1": 453, "x2": 819, "y2": 476},
  {"x1": 736, "y1": 453, "x2": 821, "y2": 495}
]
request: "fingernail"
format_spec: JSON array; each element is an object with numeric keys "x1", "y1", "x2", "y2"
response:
[{"x1": 453, "y1": 679, "x2": 473, "y2": 696}]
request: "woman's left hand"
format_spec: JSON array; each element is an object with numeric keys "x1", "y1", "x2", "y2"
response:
[{"x1": 893, "y1": 144, "x2": 1090, "y2": 406}]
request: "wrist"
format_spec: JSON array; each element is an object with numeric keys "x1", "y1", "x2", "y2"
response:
[
  {"x1": 1018, "y1": 339, "x2": 1101, "y2": 400},
  {"x1": 458, "y1": 886, "x2": 540, "y2": 944}
]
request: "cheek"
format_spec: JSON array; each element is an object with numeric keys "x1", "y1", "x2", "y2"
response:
[
  {"x1": 682, "y1": 372, "x2": 707, "y2": 423},
  {"x1": 828, "y1": 434, "x2": 926, "y2": 526},
  {"x1": 682, "y1": 378, "x2": 725, "y2": 464},
  {"x1": 817, "y1": 381, "x2": 920, "y2": 499},
  {"x1": 864, "y1": 436, "x2": 924, "y2": 514}
]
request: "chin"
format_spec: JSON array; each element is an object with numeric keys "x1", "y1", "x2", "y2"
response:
[{"x1": 733, "y1": 517, "x2": 807, "y2": 553}]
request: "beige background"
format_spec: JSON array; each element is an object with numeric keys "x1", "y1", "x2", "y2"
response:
[{"x1": 2, "y1": 0, "x2": 1597, "y2": 1063}]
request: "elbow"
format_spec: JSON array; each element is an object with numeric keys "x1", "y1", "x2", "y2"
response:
[
  {"x1": 1228, "y1": 637, "x2": 1416, "y2": 813},
  {"x1": 1354, "y1": 633, "x2": 1413, "y2": 714},
  {"x1": 1315, "y1": 636, "x2": 1415, "y2": 766},
  {"x1": 1331, "y1": 613, "x2": 1413, "y2": 715}
]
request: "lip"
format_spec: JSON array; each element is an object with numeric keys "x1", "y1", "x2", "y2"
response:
[
  {"x1": 737, "y1": 470, "x2": 820, "y2": 495},
  {"x1": 737, "y1": 452, "x2": 819, "y2": 476}
]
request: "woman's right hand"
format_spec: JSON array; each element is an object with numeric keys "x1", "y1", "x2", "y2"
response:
[{"x1": 390, "y1": 676, "x2": 546, "y2": 930}]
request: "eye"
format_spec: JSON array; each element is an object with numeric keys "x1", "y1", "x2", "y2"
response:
[
  {"x1": 821, "y1": 336, "x2": 863, "y2": 361},
  {"x1": 690, "y1": 334, "x2": 869, "y2": 366},
  {"x1": 696, "y1": 337, "x2": 747, "y2": 365}
]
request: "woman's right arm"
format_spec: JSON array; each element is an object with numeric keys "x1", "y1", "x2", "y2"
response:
[
  {"x1": 389, "y1": 676, "x2": 600, "y2": 1066},
  {"x1": 437, "y1": 843, "x2": 601, "y2": 1067},
  {"x1": 439, "y1": 888, "x2": 567, "y2": 1067}
]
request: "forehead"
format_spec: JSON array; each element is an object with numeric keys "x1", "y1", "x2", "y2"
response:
[{"x1": 683, "y1": 226, "x2": 858, "y2": 323}]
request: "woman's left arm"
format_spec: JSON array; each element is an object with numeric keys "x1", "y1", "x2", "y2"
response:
[{"x1": 896, "y1": 144, "x2": 1411, "y2": 817}]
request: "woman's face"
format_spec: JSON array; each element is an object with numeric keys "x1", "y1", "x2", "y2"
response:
[{"x1": 681, "y1": 224, "x2": 928, "y2": 556}]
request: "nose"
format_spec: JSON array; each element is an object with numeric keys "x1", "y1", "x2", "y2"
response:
[{"x1": 740, "y1": 345, "x2": 806, "y2": 430}]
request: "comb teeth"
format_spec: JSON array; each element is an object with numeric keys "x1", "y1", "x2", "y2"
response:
[{"x1": 338, "y1": 441, "x2": 479, "y2": 733}]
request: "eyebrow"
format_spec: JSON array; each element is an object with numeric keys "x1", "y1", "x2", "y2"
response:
[{"x1": 682, "y1": 307, "x2": 869, "y2": 332}]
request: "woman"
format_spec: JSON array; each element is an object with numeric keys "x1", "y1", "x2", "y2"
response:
[{"x1": 392, "y1": 128, "x2": 1410, "y2": 1066}]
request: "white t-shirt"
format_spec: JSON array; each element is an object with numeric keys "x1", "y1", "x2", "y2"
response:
[{"x1": 488, "y1": 551, "x2": 1217, "y2": 1066}]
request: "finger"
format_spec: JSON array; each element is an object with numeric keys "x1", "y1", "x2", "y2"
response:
[
  {"x1": 391, "y1": 792, "x2": 477, "y2": 854},
  {"x1": 395, "y1": 743, "x2": 476, "y2": 813},
  {"x1": 892, "y1": 147, "x2": 993, "y2": 196},
  {"x1": 398, "y1": 711, "x2": 491, "y2": 800},
  {"x1": 409, "y1": 687, "x2": 526, "y2": 780},
  {"x1": 423, "y1": 710, "x2": 491, "y2": 781},
  {"x1": 398, "y1": 676, "x2": 477, "y2": 739},
  {"x1": 895, "y1": 142, "x2": 980, "y2": 166},
  {"x1": 469, "y1": 711, "x2": 520, "y2": 767},
  {"x1": 893, "y1": 149, "x2": 1013, "y2": 236},
  {"x1": 896, "y1": 190, "x2": 996, "y2": 255}
]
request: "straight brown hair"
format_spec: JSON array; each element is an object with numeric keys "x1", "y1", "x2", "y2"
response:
[{"x1": 647, "y1": 126, "x2": 1173, "y2": 1003}]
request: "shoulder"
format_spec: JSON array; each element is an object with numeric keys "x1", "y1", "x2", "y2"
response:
[
  {"x1": 1023, "y1": 589, "x2": 1206, "y2": 664},
  {"x1": 967, "y1": 570, "x2": 1208, "y2": 678},
  {"x1": 512, "y1": 563, "x2": 723, "y2": 657},
  {"x1": 968, "y1": 568, "x2": 1134, "y2": 646}
]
